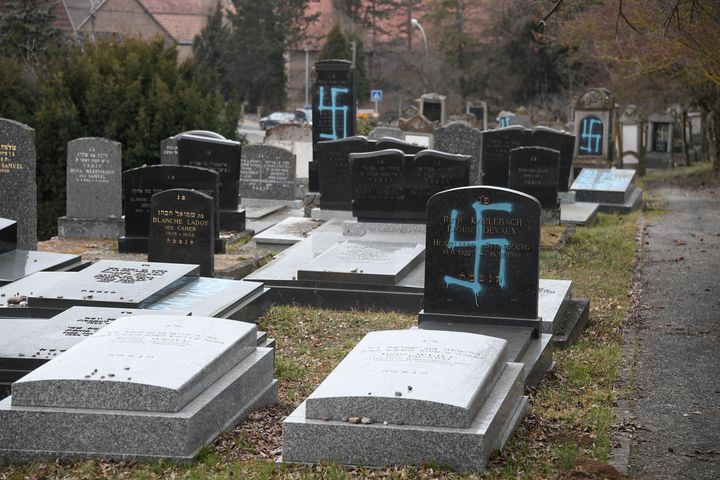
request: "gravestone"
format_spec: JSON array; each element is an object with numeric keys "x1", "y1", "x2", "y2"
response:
[
  {"x1": 529, "y1": 127, "x2": 575, "y2": 192},
  {"x1": 58, "y1": 137, "x2": 124, "y2": 238},
  {"x1": 420, "y1": 93, "x2": 446, "y2": 124},
  {"x1": 283, "y1": 329, "x2": 527, "y2": 472},
  {"x1": 317, "y1": 136, "x2": 371, "y2": 210},
  {"x1": 0, "y1": 118, "x2": 36, "y2": 250},
  {"x1": 0, "y1": 315, "x2": 277, "y2": 462},
  {"x1": 240, "y1": 145, "x2": 296, "y2": 201},
  {"x1": 160, "y1": 136, "x2": 178, "y2": 165},
  {"x1": 646, "y1": 113, "x2": 675, "y2": 168},
  {"x1": 148, "y1": 189, "x2": 215, "y2": 277},
  {"x1": 0, "y1": 218, "x2": 16, "y2": 254},
  {"x1": 420, "y1": 186, "x2": 542, "y2": 333},
  {"x1": 177, "y1": 134, "x2": 245, "y2": 231},
  {"x1": 367, "y1": 126, "x2": 403, "y2": 140},
  {"x1": 375, "y1": 137, "x2": 425, "y2": 154},
  {"x1": 570, "y1": 168, "x2": 643, "y2": 213},
  {"x1": 572, "y1": 88, "x2": 615, "y2": 167},
  {"x1": 434, "y1": 121, "x2": 484, "y2": 185},
  {"x1": 349, "y1": 149, "x2": 470, "y2": 222},
  {"x1": 466, "y1": 100, "x2": 488, "y2": 129},
  {"x1": 119, "y1": 164, "x2": 224, "y2": 254},
  {"x1": 618, "y1": 105, "x2": 643, "y2": 169},
  {"x1": 27, "y1": 259, "x2": 199, "y2": 309},
  {"x1": 508, "y1": 147, "x2": 560, "y2": 224},
  {"x1": 481, "y1": 126, "x2": 527, "y2": 187}
]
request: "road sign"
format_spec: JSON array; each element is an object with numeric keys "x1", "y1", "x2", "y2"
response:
[{"x1": 371, "y1": 90, "x2": 383, "y2": 102}]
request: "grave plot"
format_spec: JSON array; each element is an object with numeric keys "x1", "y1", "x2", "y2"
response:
[
  {"x1": 0, "y1": 218, "x2": 84, "y2": 287},
  {"x1": 0, "y1": 315, "x2": 277, "y2": 462},
  {"x1": 283, "y1": 329, "x2": 527, "y2": 473},
  {"x1": 570, "y1": 168, "x2": 643, "y2": 213}
]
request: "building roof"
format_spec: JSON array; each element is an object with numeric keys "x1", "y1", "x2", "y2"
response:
[{"x1": 139, "y1": 0, "x2": 228, "y2": 45}]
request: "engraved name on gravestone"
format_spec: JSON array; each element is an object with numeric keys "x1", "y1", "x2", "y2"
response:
[
  {"x1": 240, "y1": 145, "x2": 296, "y2": 201},
  {"x1": 177, "y1": 135, "x2": 241, "y2": 210},
  {"x1": 65, "y1": 137, "x2": 122, "y2": 219},
  {"x1": 160, "y1": 137, "x2": 178, "y2": 165},
  {"x1": 0, "y1": 118, "x2": 36, "y2": 250},
  {"x1": 508, "y1": 147, "x2": 560, "y2": 209},
  {"x1": 434, "y1": 121, "x2": 484, "y2": 185},
  {"x1": 148, "y1": 189, "x2": 214, "y2": 277},
  {"x1": 423, "y1": 186, "x2": 541, "y2": 320},
  {"x1": 27, "y1": 260, "x2": 199, "y2": 309},
  {"x1": 317, "y1": 136, "x2": 371, "y2": 210},
  {"x1": 481, "y1": 126, "x2": 527, "y2": 188}
]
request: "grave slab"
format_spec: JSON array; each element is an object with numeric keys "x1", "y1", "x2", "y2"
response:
[
  {"x1": 253, "y1": 217, "x2": 321, "y2": 247},
  {"x1": 561, "y1": 202, "x2": 600, "y2": 226},
  {"x1": 0, "y1": 272, "x2": 74, "y2": 308},
  {"x1": 28, "y1": 260, "x2": 199, "y2": 309},
  {"x1": 571, "y1": 168, "x2": 639, "y2": 204},
  {"x1": 0, "y1": 251, "x2": 83, "y2": 286}
]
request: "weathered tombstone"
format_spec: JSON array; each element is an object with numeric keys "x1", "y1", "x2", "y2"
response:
[
  {"x1": 0, "y1": 315, "x2": 277, "y2": 462},
  {"x1": 419, "y1": 93, "x2": 446, "y2": 124},
  {"x1": 177, "y1": 134, "x2": 245, "y2": 231},
  {"x1": 317, "y1": 136, "x2": 371, "y2": 210},
  {"x1": 434, "y1": 121, "x2": 483, "y2": 185},
  {"x1": 618, "y1": 105, "x2": 644, "y2": 170},
  {"x1": 0, "y1": 118, "x2": 36, "y2": 250},
  {"x1": 480, "y1": 126, "x2": 527, "y2": 187},
  {"x1": 420, "y1": 186, "x2": 542, "y2": 333},
  {"x1": 367, "y1": 126, "x2": 403, "y2": 140},
  {"x1": 264, "y1": 123, "x2": 312, "y2": 143},
  {"x1": 160, "y1": 136, "x2": 178, "y2": 165},
  {"x1": 27, "y1": 259, "x2": 199, "y2": 309},
  {"x1": 375, "y1": 137, "x2": 425, "y2": 154},
  {"x1": 570, "y1": 168, "x2": 643, "y2": 213},
  {"x1": 58, "y1": 137, "x2": 124, "y2": 238},
  {"x1": 119, "y1": 164, "x2": 224, "y2": 254},
  {"x1": 466, "y1": 100, "x2": 488, "y2": 130},
  {"x1": 282, "y1": 329, "x2": 526, "y2": 472},
  {"x1": 399, "y1": 113, "x2": 434, "y2": 134},
  {"x1": 508, "y1": 147, "x2": 560, "y2": 224},
  {"x1": 240, "y1": 145, "x2": 296, "y2": 201},
  {"x1": 148, "y1": 189, "x2": 215, "y2": 277},
  {"x1": 572, "y1": 88, "x2": 615, "y2": 168},
  {"x1": 646, "y1": 113, "x2": 675, "y2": 168},
  {"x1": 310, "y1": 60, "x2": 356, "y2": 192}
]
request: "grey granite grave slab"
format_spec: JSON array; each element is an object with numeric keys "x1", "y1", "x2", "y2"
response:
[
  {"x1": 12, "y1": 315, "x2": 256, "y2": 412},
  {"x1": 0, "y1": 316, "x2": 276, "y2": 463},
  {"x1": 571, "y1": 168, "x2": 636, "y2": 204},
  {"x1": 561, "y1": 202, "x2": 600, "y2": 226},
  {"x1": 28, "y1": 260, "x2": 199, "y2": 309},
  {"x1": 0, "y1": 119, "x2": 36, "y2": 249},
  {"x1": 282, "y1": 329, "x2": 527, "y2": 473},
  {"x1": 0, "y1": 251, "x2": 83, "y2": 286},
  {"x1": 342, "y1": 220, "x2": 426, "y2": 237},
  {"x1": 297, "y1": 241, "x2": 425, "y2": 286},
  {"x1": 310, "y1": 208, "x2": 354, "y2": 221},
  {"x1": 148, "y1": 277, "x2": 265, "y2": 318},
  {"x1": 537, "y1": 279, "x2": 571, "y2": 333},
  {"x1": 0, "y1": 272, "x2": 74, "y2": 308},
  {"x1": 253, "y1": 217, "x2": 321, "y2": 247},
  {"x1": 244, "y1": 204, "x2": 285, "y2": 220},
  {"x1": 368, "y1": 126, "x2": 403, "y2": 140}
]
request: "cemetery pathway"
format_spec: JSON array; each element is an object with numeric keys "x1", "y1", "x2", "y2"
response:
[{"x1": 627, "y1": 186, "x2": 720, "y2": 479}]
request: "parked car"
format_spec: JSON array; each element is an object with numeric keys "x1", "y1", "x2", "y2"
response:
[{"x1": 259, "y1": 112, "x2": 297, "y2": 130}]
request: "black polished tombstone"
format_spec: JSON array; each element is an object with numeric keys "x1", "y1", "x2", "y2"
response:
[
  {"x1": 481, "y1": 126, "x2": 527, "y2": 187},
  {"x1": 0, "y1": 218, "x2": 16, "y2": 254},
  {"x1": 508, "y1": 147, "x2": 560, "y2": 210},
  {"x1": 148, "y1": 189, "x2": 215, "y2": 277},
  {"x1": 529, "y1": 127, "x2": 575, "y2": 191},
  {"x1": 317, "y1": 136, "x2": 371, "y2": 210},
  {"x1": 310, "y1": 60, "x2": 357, "y2": 192},
  {"x1": 119, "y1": 165, "x2": 225, "y2": 253},
  {"x1": 419, "y1": 186, "x2": 542, "y2": 336},
  {"x1": 375, "y1": 137, "x2": 426, "y2": 155},
  {"x1": 177, "y1": 134, "x2": 245, "y2": 231}
]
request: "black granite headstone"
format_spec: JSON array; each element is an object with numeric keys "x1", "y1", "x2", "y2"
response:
[
  {"x1": 148, "y1": 189, "x2": 214, "y2": 277},
  {"x1": 375, "y1": 137, "x2": 426, "y2": 155},
  {"x1": 651, "y1": 123, "x2": 671, "y2": 152},
  {"x1": 119, "y1": 164, "x2": 224, "y2": 254},
  {"x1": 508, "y1": 147, "x2": 560, "y2": 209},
  {"x1": 423, "y1": 186, "x2": 541, "y2": 322},
  {"x1": 0, "y1": 118, "x2": 36, "y2": 250},
  {"x1": 422, "y1": 101, "x2": 442, "y2": 123},
  {"x1": 528, "y1": 127, "x2": 575, "y2": 192},
  {"x1": 0, "y1": 218, "x2": 17, "y2": 255},
  {"x1": 317, "y1": 136, "x2": 371, "y2": 210},
  {"x1": 480, "y1": 126, "x2": 527, "y2": 187},
  {"x1": 240, "y1": 145, "x2": 296, "y2": 200}
]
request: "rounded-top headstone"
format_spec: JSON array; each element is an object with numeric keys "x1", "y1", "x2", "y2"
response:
[{"x1": 0, "y1": 118, "x2": 36, "y2": 250}]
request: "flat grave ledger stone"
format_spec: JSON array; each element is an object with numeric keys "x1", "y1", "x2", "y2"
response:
[
  {"x1": 434, "y1": 121, "x2": 484, "y2": 185},
  {"x1": 297, "y1": 240, "x2": 425, "y2": 285},
  {"x1": 282, "y1": 329, "x2": 527, "y2": 472},
  {"x1": 0, "y1": 315, "x2": 277, "y2": 462},
  {"x1": 375, "y1": 137, "x2": 426, "y2": 154},
  {"x1": 58, "y1": 137, "x2": 124, "y2": 238},
  {"x1": 0, "y1": 250, "x2": 82, "y2": 287},
  {"x1": 481, "y1": 126, "x2": 527, "y2": 187},
  {"x1": 119, "y1": 164, "x2": 224, "y2": 254},
  {"x1": 0, "y1": 118, "x2": 36, "y2": 250},
  {"x1": 160, "y1": 136, "x2": 178, "y2": 165},
  {"x1": 349, "y1": 149, "x2": 470, "y2": 223},
  {"x1": 570, "y1": 168, "x2": 640, "y2": 206},
  {"x1": 177, "y1": 135, "x2": 246, "y2": 231},
  {"x1": 421, "y1": 186, "x2": 542, "y2": 334},
  {"x1": 253, "y1": 217, "x2": 322, "y2": 248},
  {"x1": 0, "y1": 272, "x2": 73, "y2": 308},
  {"x1": 27, "y1": 260, "x2": 199, "y2": 309},
  {"x1": 148, "y1": 189, "x2": 215, "y2": 277},
  {"x1": 507, "y1": 146, "x2": 560, "y2": 210},
  {"x1": 240, "y1": 145, "x2": 296, "y2": 201},
  {"x1": 317, "y1": 136, "x2": 372, "y2": 210}
]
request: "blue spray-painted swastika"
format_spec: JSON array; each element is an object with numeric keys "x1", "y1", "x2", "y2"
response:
[
  {"x1": 318, "y1": 86, "x2": 349, "y2": 140},
  {"x1": 579, "y1": 116, "x2": 603, "y2": 154},
  {"x1": 444, "y1": 201, "x2": 513, "y2": 306},
  {"x1": 500, "y1": 116, "x2": 511, "y2": 128}
]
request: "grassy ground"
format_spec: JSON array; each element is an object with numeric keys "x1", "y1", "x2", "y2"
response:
[{"x1": 6, "y1": 164, "x2": 715, "y2": 479}]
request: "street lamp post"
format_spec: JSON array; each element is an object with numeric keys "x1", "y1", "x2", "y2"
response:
[{"x1": 410, "y1": 18, "x2": 428, "y2": 59}]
